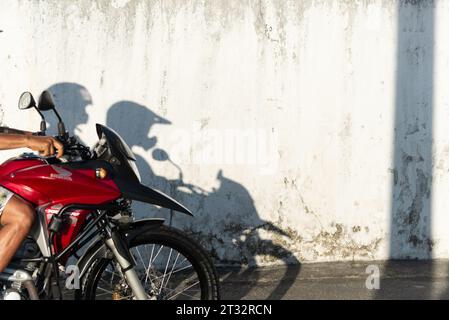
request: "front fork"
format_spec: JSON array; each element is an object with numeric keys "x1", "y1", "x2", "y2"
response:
[{"x1": 104, "y1": 232, "x2": 148, "y2": 300}]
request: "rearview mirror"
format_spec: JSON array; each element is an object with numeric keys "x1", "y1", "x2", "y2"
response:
[
  {"x1": 152, "y1": 148, "x2": 170, "y2": 161},
  {"x1": 18, "y1": 92, "x2": 36, "y2": 110},
  {"x1": 38, "y1": 90, "x2": 56, "y2": 111}
]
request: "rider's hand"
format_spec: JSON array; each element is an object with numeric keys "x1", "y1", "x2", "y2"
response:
[{"x1": 25, "y1": 135, "x2": 64, "y2": 158}]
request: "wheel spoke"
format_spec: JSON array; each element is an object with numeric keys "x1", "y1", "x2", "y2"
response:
[
  {"x1": 165, "y1": 280, "x2": 201, "y2": 300},
  {"x1": 96, "y1": 286, "x2": 114, "y2": 294},
  {"x1": 151, "y1": 245, "x2": 164, "y2": 264},
  {"x1": 158, "y1": 248, "x2": 173, "y2": 294},
  {"x1": 162, "y1": 252, "x2": 180, "y2": 289},
  {"x1": 149, "y1": 264, "x2": 194, "y2": 282},
  {"x1": 144, "y1": 244, "x2": 156, "y2": 285},
  {"x1": 134, "y1": 246, "x2": 157, "y2": 288}
]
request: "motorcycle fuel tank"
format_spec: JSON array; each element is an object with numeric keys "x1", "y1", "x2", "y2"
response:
[{"x1": 0, "y1": 157, "x2": 121, "y2": 206}]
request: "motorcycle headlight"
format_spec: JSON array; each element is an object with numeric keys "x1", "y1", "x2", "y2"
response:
[{"x1": 128, "y1": 159, "x2": 141, "y2": 182}]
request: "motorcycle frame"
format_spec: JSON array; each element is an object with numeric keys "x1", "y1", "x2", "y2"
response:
[{"x1": 2, "y1": 200, "x2": 143, "y2": 300}]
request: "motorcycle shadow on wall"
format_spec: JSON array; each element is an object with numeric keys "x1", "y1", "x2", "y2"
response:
[{"x1": 45, "y1": 82, "x2": 300, "y2": 300}]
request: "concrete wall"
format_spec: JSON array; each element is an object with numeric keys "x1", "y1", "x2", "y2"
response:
[{"x1": 0, "y1": 0, "x2": 448, "y2": 266}]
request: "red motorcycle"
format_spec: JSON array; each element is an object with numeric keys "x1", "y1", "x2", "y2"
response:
[{"x1": 0, "y1": 91, "x2": 220, "y2": 300}]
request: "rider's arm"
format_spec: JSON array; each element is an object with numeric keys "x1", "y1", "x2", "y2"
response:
[
  {"x1": 0, "y1": 133, "x2": 64, "y2": 158},
  {"x1": 0, "y1": 126, "x2": 32, "y2": 136},
  {"x1": 0, "y1": 133, "x2": 30, "y2": 150}
]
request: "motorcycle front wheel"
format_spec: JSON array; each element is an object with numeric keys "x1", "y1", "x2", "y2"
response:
[{"x1": 80, "y1": 225, "x2": 220, "y2": 300}]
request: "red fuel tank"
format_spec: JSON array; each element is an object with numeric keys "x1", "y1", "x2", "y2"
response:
[{"x1": 0, "y1": 157, "x2": 121, "y2": 206}]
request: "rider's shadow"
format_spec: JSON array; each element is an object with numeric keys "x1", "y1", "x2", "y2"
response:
[
  {"x1": 45, "y1": 83, "x2": 92, "y2": 143},
  {"x1": 45, "y1": 82, "x2": 300, "y2": 299}
]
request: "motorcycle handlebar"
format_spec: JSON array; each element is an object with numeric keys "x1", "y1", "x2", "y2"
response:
[{"x1": 34, "y1": 134, "x2": 92, "y2": 160}]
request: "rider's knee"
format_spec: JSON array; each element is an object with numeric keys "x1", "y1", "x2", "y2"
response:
[{"x1": 11, "y1": 201, "x2": 35, "y2": 231}]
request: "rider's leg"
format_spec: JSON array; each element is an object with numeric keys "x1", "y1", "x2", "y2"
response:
[{"x1": 0, "y1": 196, "x2": 35, "y2": 272}]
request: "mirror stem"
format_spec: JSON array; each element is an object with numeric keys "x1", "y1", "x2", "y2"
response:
[
  {"x1": 34, "y1": 106, "x2": 47, "y2": 134},
  {"x1": 40, "y1": 121, "x2": 46, "y2": 134},
  {"x1": 57, "y1": 122, "x2": 66, "y2": 137},
  {"x1": 52, "y1": 108, "x2": 63, "y2": 123},
  {"x1": 52, "y1": 109, "x2": 66, "y2": 136}
]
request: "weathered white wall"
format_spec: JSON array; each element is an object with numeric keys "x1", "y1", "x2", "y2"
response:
[{"x1": 1, "y1": 0, "x2": 449, "y2": 266}]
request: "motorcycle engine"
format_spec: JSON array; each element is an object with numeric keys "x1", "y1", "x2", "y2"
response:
[
  {"x1": 15, "y1": 237, "x2": 40, "y2": 258},
  {"x1": 0, "y1": 238, "x2": 41, "y2": 300},
  {"x1": 11, "y1": 237, "x2": 41, "y2": 271}
]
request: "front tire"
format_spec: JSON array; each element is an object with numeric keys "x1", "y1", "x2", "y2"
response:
[{"x1": 80, "y1": 225, "x2": 220, "y2": 300}]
